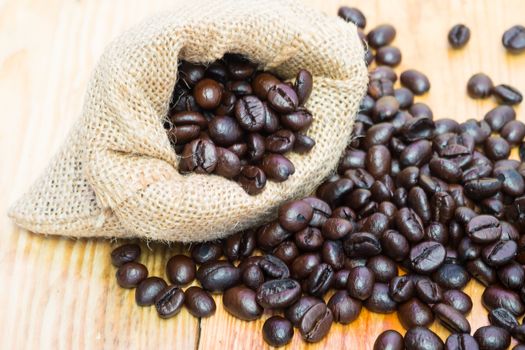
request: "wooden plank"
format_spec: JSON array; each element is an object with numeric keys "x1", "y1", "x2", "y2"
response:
[{"x1": 0, "y1": 0, "x2": 524, "y2": 349}]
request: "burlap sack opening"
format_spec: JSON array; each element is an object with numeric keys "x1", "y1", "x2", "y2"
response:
[{"x1": 9, "y1": 0, "x2": 368, "y2": 242}]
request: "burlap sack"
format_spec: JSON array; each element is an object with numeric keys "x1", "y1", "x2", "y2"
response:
[{"x1": 9, "y1": 0, "x2": 367, "y2": 242}]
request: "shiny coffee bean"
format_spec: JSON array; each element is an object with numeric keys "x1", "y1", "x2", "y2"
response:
[
  {"x1": 433, "y1": 303, "x2": 471, "y2": 333},
  {"x1": 467, "y1": 215, "x2": 502, "y2": 244},
  {"x1": 306, "y1": 263, "x2": 334, "y2": 297},
  {"x1": 343, "y1": 232, "x2": 382, "y2": 258},
  {"x1": 432, "y1": 263, "x2": 470, "y2": 289},
  {"x1": 327, "y1": 290, "x2": 362, "y2": 324},
  {"x1": 238, "y1": 166, "x2": 266, "y2": 195},
  {"x1": 294, "y1": 133, "x2": 316, "y2": 154},
  {"x1": 400, "y1": 69, "x2": 430, "y2": 95},
  {"x1": 285, "y1": 295, "x2": 322, "y2": 327},
  {"x1": 267, "y1": 83, "x2": 299, "y2": 113},
  {"x1": 467, "y1": 73, "x2": 493, "y2": 98},
  {"x1": 482, "y1": 285, "x2": 525, "y2": 316},
  {"x1": 501, "y1": 120, "x2": 525, "y2": 145},
  {"x1": 376, "y1": 46, "x2": 402, "y2": 67},
  {"x1": 196, "y1": 260, "x2": 240, "y2": 292},
  {"x1": 116, "y1": 262, "x2": 148, "y2": 288},
  {"x1": 467, "y1": 258, "x2": 497, "y2": 286},
  {"x1": 166, "y1": 255, "x2": 196, "y2": 286},
  {"x1": 111, "y1": 244, "x2": 141, "y2": 267},
  {"x1": 502, "y1": 25, "x2": 525, "y2": 53},
  {"x1": 488, "y1": 307, "x2": 519, "y2": 331},
  {"x1": 294, "y1": 69, "x2": 313, "y2": 106},
  {"x1": 184, "y1": 286, "x2": 216, "y2": 318},
  {"x1": 265, "y1": 129, "x2": 296, "y2": 153},
  {"x1": 398, "y1": 298, "x2": 434, "y2": 329},
  {"x1": 291, "y1": 253, "x2": 321, "y2": 280},
  {"x1": 374, "y1": 330, "x2": 404, "y2": 350},
  {"x1": 492, "y1": 84, "x2": 523, "y2": 105},
  {"x1": 347, "y1": 266, "x2": 375, "y2": 301},
  {"x1": 415, "y1": 278, "x2": 443, "y2": 304},
  {"x1": 389, "y1": 275, "x2": 415, "y2": 303},
  {"x1": 367, "y1": 24, "x2": 396, "y2": 48},
  {"x1": 498, "y1": 261, "x2": 525, "y2": 290},
  {"x1": 299, "y1": 302, "x2": 333, "y2": 343},
  {"x1": 404, "y1": 327, "x2": 444, "y2": 350},
  {"x1": 223, "y1": 286, "x2": 263, "y2": 321},
  {"x1": 337, "y1": 6, "x2": 366, "y2": 28},
  {"x1": 482, "y1": 240, "x2": 517, "y2": 267},
  {"x1": 443, "y1": 289, "x2": 473, "y2": 315},
  {"x1": 262, "y1": 316, "x2": 294, "y2": 347},
  {"x1": 367, "y1": 255, "x2": 398, "y2": 283},
  {"x1": 135, "y1": 277, "x2": 168, "y2": 306},
  {"x1": 473, "y1": 326, "x2": 511, "y2": 350},
  {"x1": 154, "y1": 285, "x2": 185, "y2": 319},
  {"x1": 261, "y1": 154, "x2": 295, "y2": 182},
  {"x1": 448, "y1": 24, "x2": 471, "y2": 48},
  {"x1": 484, "y1": 105, "x2": 516, "y2": 131},
  {"x1": 256, "y1": 278, "x2": 301, "y2": 309},
  {"x1": 364, "y1": 283, "x2": 397, "y2": 313},
  {"x1": 445, "y1": 334, "x2": 479, "y2": 350}
]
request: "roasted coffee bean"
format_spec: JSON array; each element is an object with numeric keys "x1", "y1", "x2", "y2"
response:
[
  {"x1": 492, "y1": 84, "x2": 523, "y2": 105},
  {"x1": 459, "y1": 120, "x2": 491, "y2": 145},
  {"x1": 265, "y1": 129, "x2": 296, "y2": 153},
  {"x1": 374, "y1": 330, "x2": 404, "y2": 350},
  {"x1": 193, "y1": 78, "x2": 223, "y2": 109},
  {"x1": 445, "y1": 334, "x2": 479, "y2": 350},
  {"x1": 303, "y1": 197, "x2": 332, "y2": 227},
  {"x1": 396, "y1": 208, "x2": 426, "y2": 243},
  {"x1": 389, "y1": 275, "x2": 415, "y2": 303},
  {"x1": 345, "y1": 168, "x2": 374, "y2": 190},
  {"x1": 367, "y1": 255, "x2": 398, "y2": 283},
  {"x1": 410, "y1": 241, "x2": 446, "y2": 274},
  {"x1": 343, "y1": 232, "x2": 382, "y2": 258},
  {"x1": 111, "y1": 243, "x2": 141, "y2": 267},
  {"x1": 116, "y1": 262, "x2": 148, "y2": 288},
  {"x1": 488, "y1": 307, "x2": 519, "y2": 331},
  {"x1": 294, "y1": 133, "x2": 315, "y2": 154},
  {"x1": 333, "y1": 269, "x2": 351, "y2": 289},
  {"x1": 370, "y1": 66, "x2": 398, "y2": 83},
  {"x1": 154, "y1": 285, "x2": 185, "y2": 319},
  {"x1": 228, "y1": 142, "x2": 248, "y2": 158},
  {"x1": 238, "y1": 165, "x2": 266, "y2": 195},
  {"x1": 242, "y1": 264, "x2": 265, "y2": 290},
  {"x1": 294, "y1": 69, "x2": 313, "y2": 106},
  {"x1": 261, "y1": 153, "x2": 295, "y2": 182},
  {"x1": 364, "y1": 123, "x2": 396, "y2": 149},
  {"x1": 306, "y1": 263, "x2": 334, "y2": 297},
  {"x1": 368, "y1": 78, "x2": 395, "y2": 99},
  {"x1": 448, "y1": 24, "x2": 471, "y2": 48},
  {"x1": 408, "y1": 187, "x2": 431, "y2": 223},
  {"x1": 502, "y1": 25, "x2": 525, "y2": 53},
  {"x1": 223, "y1": 230, "x2": 256, "y2": 261},
  {"x1": 467, "y1": 258, "x2": 497, "y2": 286},
  {"x1": 467, "y1": 215, "x2": 502, "y2": 244},
  {"x1": 482, "y1": 240, "x2": 517, "y2": 267},
  {"x1": 501, "y1": 120, "x2": 525, "y2": 145},
  {"x1": 227, "y1": 81, "x2": 254, "y2": 96},
  {"x1": 327, "y1": 290, "x2": 362, "y2": 324},
  {"x1": 291, "y1": 253, "x2": 321, "y2": 280},
  {"x1": 443, "y1": 289, "x2": 473, "y2": 315},
  {"x1": 367, "y1": 24, "x2": 396, "y2": 48},
  {"x1": 484, "y1": 105, "x2": 516, "y2": 131},
  {"x1": 485, "y1": 137, "x2": 511, "y2": 161},
  {"x1": 364, "y1": 283, "x2": 397, "y2": 313},
  {"x1": 455, "y1": 207, "x2": 477, "y2": 226},
  {"x1": 425, "y1": 221, "x2": 448, "y2": 244},
  {"x1": 179, "y1": 61, "x2": 205, "y2": 87},
  {"x1": 429, "y1": 158, "x2": 462, "y2": 183},
  {"x1": 225, "y1": 54, "x2": 256, "y2": 80},
  {"x1": 223, "y1": 286, "x2": 262, "y2": 321},
  {"x1": 467, "y1": 73, "x2": 493, "y2": 99},
  {"x1": 191, "y1": 242, "x2": 222, "y2": 264},
  {"x1": 400, "y1": 69, "x2": 430, "y2": 95},
  {"x1": 494, "y1": 167, "x2": 525, "y2": 197},
  {"x1": 245, "y1": 133, "x2": 265, "y2": 161},
  {"x1": 281, "y1": 109, "x2": 313, "y2": 132},
  {"x1": 208, "y1": 116, "x2": 243, "y2": 146},
  {"x1": 184, "y1": 286, "x2": 216, "y2": 318},
  {"x1": 256, "y1": 278, "x2": 301, "y2": 309},
  {"x1": 337, "y1": 6, "x2": 366, "y2": 28},
  {"x1": 396, "y1": 166, "x2": 420, "y2": 189},
  {"x1": 259, "y1": 254, "x2": 290, "y2": 279},
  {"x1": 398, "y1": 298, "x2": 434, "y2": 329},
  {"x1": 339, "y1": 149, "x2": 366, "y2": 171},
  {"x1": 252, "y1": 73, "x2": 280, "y2": 100},
  {"x1": 498, "y1": 261, "x2": 525, "y2": 290},
  {"x1": 409, "y1": 102, "x2": 433, "y2": 119},
  {"x1": 366, "y1": 145, "x2": 392, "y2": 178},
  {"x1": 166, "y1": 255, "x2": 196, "y2": 286},
  {"x1": 285, "y1": 295, "x2": 322, "y2": 327},
  {"x1": 322, "y1": 240, "x2": 345, "y2": 270},
  {"x1": 135, "y1": 277, "x2": 168, "y2": 306},
  {"x1": 415, "y1": 278, "x2": 443, "y2": 304},
  {"x1": 402, "y1": 117, "x2": 435, "y2": 142},
  {"x1": 267, "y1": 83, "x2": 299, "y2": 113},
  {"x1": 234, "y1": 96, "x2": 265, "y2": 131},
  {"x1": 474, "y1": 326, "x2": 511, "y2": 350},
  {"x1": 433, "y1": 303, "x2": 471, "y2": 333},
  {"x1": 214, "y1": 147, "x2": 241, "y2": 178},
  {"x1": 482, "y1": 285, "x2": 525, "y2": 316},
  {"x1": 376, "y1": 46, "x2": 402, "y2": 67},
  {"x1": 433, "y1": 263, "x2": 470, "y2": 289},
  {"x1": 464, "y1": 178, "x2": 502, "y2": 200},
  {"x1": 322, "y1": 218, "x2": 353, "y2": 240},
  {"x1": 400, "y1": 140, "x2": 432, "y2": 167},
  {"x1": 196, "y1": 260, "x2": 240, "y2": 292},
  {"x1": 262, "y1": 316, "x2": 294, "y2": 347},
  {"x1": 434, "y1": 118, "x2": 460, "y2": 135},
  {"x1": 404, "y1": 327, "x2": 444, "y2": 350},
  {"x1": 257, "y1": 222, "x2": 291, "y2": 251},
  {"x1": 299, "y1": 303, "x2": 333, "y2": 343},
  {"x1": 361, "y1": 212, "x2": 390, "y2": 236},
  {"x1": 279, "y1": 200, "x2": 313, "y2": 232},
  {"x1": 295, "y1": 227, "x2": 324, "y2": 251},
  {"x1": 347, "y1": 266, "x2": 375, "y2": 301}
]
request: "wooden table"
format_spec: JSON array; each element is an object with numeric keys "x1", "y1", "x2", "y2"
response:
[{"x1": 1, "y1": 0, "x2": 524, "y2": 349}]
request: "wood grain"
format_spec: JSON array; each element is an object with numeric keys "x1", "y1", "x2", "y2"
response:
[{"x1": 1, "y1": 0, "x2": 524, "y2": 349}]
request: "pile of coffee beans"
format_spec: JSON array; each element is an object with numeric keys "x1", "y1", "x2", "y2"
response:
[
  {"x1": 111, "y1": 6, "x2": 525, "y2": 349},
  {"x1": 165, "y1": 53, "x2": 316, "y2": 195}
]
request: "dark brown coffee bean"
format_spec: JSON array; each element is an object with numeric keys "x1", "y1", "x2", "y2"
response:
[
  {"x1": 261, "y1": 153, "x2": 295, "y2": 182},
  {"x1": 193, "y1": 78, "x2": 223, "y2": 109},
  {"x1": 191, "y1": 242, "x2": 222, "y2": 264},
  {"x1": 366, "y1": 145, "x2": 391, "y2": 178},
  {"x1": 347, "y1": 266, "x2": 375, "y2": 301},
  {"x1": 267, "y1": 83, "x2": 299, "y2": 113},
  {"x1": 396, "y1": 207, "x2": 425, "y2": 243},
  {"x1": 259, "y1": 254, "x2": 290, "y2": 279},
  {"x1": 410, "y1": 241, "x2": 446, "y2": 274},
  {"x1": 367, "y1": 24, "x2": 396, "y2": 48},
  {"x1": 402, "y1": 117, "x2": 435, "y2": 142},
  {"x1": 279, "y1": 200, "x2": 313, "y2": 232},
  {"x1": 285, "y1": 296, "x2": 322, "y2": 327},
  {"x1": 135, "y1": 277, "x2": 168, "y2": 306},
  {"x1": 238, "y1": 166, "x2": 266, "y2": 195},
  {"x1": 498, "y1": 261, "x2": 525, "y2": 290},
  {"x1": 433, "y1": 303, "x2": 471, "y2": 334},
  {"x1": 343, "y1": 232, "x2": 382, "y2": 258},
  {"x1": 242, "y1": 264, "x2": 265, "y2": 290},
  {"x1": 306, "y1": 263, "x2": 334, "y2": 297},
  {"x1": 196, "y1": 260, "x2": 240, "y2": 292},
  {"x1": 448, "y1": 24, "x2": 471, "y2": 48},
  {"x1": 116, "y1": 262, "x2": 148, "y2": 288},
  {"x1": 482, "y1": 285, "x2": 525, "y2": 316},
  {"x1": 223, "y1": 286, "x2": 262, "y2": 321},
  {"x1": 364, "y1": 283, "x2": 397, "y2": 313},
  {"x1": 485, "y1": 137, "x2": 511, "y2": 161},
  {"x1": 445, "y1": 334, "x2": 479, "y2": 350},
  {"x1": 327, "y1": 290, "x2": 362, "y2": 324},
  {"x1": 405, "y1": 327, "x2": 444, "y2": 350},
  {"x1": 380, "y1": 229, "x2": 408, "y2": 262},
  {"x1": 322, "y1": 240, "x2": 345, "y2": 270},
  {"x1": 398, "y1": 298, "x2": 434, "y2": 329},
  {"x1": 474, "y1": 326, "x2": 511, "y2": 350},
  {"x1": 303, "y1": 197, "x2": 332, "y2": 227},
  {"x1": 482, "y1": 240, "x2": 517, "y2": 267},
  {"x1": 265, "y1": 129, "x2": 296, "y2": 153},
  {"x1": 208, "y1": 116, "x2": 243, "y2": 146},
  {"x1": 435, "y1": 118, "x2": 460, "y2": 135},
  {"x1": 154, "y1": 285, "x2": 185, "y2": 319},
  {"x1": 415, "y1": 278, "x2": 443, "y2": 304},
  {"x1": 252, "y1": 73, "x2": 280, "y2": 100},
  {"x1": 373, "y1": 95, "x2": 400, "y2": 122},
  {"x1": 467, "y1": 258, "x2": 497, "y2": 286},
  {"x1": 294, "y1": 133, "x2": 316, "y2": 154},
  {"x1": 443, "y1": 289, "x2": 473, "y2": 315},
  {"x1": 467, "y1": 73, "x2": 493, "y2": 98},
  {"x1": 488, "y1": 307, "x2": 519, "y2": 331},
  {"x1": 337, "y1": 6, "x2": 366, "y2": 28},
  {"x1": 367, "y1": 255, "x2": 398, "y2": 283},
  {"x1": 400, "y1": 69, "x2": 430, "y2": 95},
  {"x1": 376, "y1": 46, "x2": 402, "y2": 67},
  {"x1": 228, "y1": 142, "x2": 248, "y2": 158},
  {"x1": 408, "y1": 186, "x2": 431, "y2": 223},
  {"x1": 333, "y1": 269, "x2": 351, "y2": 289},
  {"x1": 245, "y1": 132, "x2": 265, "y2": 162},
  {"x1": 166, "y1": 254, "x2": 195, "y2": 286},
  {"x1": 370, "y1": 66, "x2": 398, "y2": 82},
  {"x1": 501, "y1": 120, "x2": 525, "y2": 144},
  {"x1": 295, "y1": 69, "x2": 313, "y2": 106},
  {"x1": 433, "y1": 263, "x2": 470, "y2": 290},
  {"x1": 374, "y1": 330, "x2": 404, "y2": 350},
  {"x1": 291, "y1": 253, "x2": 321, "y2": 280},
  {"x1": 213, "y1": 147, "x2": 241, "y2": 179},
  {"x1": 184, "y1": 286, "x2": 216, "y2": 318},
  {"x1": 400, "y1": 140, "x2": 432, "y2": 167},
  {"x1": 368, "y1": 78, "x2": 395, "y2": 99},
  {"x1": 484, "y1": 105, "x2": 516, "y2": 131},
  {"x1": 492, "y1": 84, "x2": 523, "y2": 105},
  {"x1": 502, "y1": 25, "x2": 525, "y2": 53},
  {"x1": 111, "y1": 243, "x2": 141, "y2": 267},
  {"x1": 299, "y1": 302, "x2": 333, "y2": 343},
  {"x1": 394, "y1": 87, "x2": 414, "y2": 109},
  {"x1": 467, "y1": 215, "x2": 502, "y2": 244},
  {"x1": 389, "y1": 275, "x2": 414, "y2": 303},
  {"x1": 256, "y1": 278, "x2": 301, "y2": 309},
  {"x1": 234, "y1": 96, "x2": 265, "y2": 131},
  {"x1": 262, "y1": 316, "x2": 294, "y2": 347}
]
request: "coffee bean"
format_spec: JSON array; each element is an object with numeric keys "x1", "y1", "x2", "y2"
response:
[
  {"x1": 467, "y1": 73, "x2": 493, "y2": 99},
  {"x1": 262, "y1": 316, "x2": 294, "y2": 347},
  {"x1": 225, "y1": 54, "x2": 256, "y2": 80},
  {"x1": 259, "y1": 254, "x2": 290, "y2": 279},
  {"x1": 242, "y1": 264, "x2": 265, "y2": 290},
  {"x1": 410, "y1": 241, "x2": 446, "y2": 274},
  {"x1": 492, "y1": 84, "x2": 523, "y2": 105},
  {"x1": 116, "y1": 262, "x2": 148, "y2": 288},
  {"x1": 443, "y1": 289, "x2": 473, "y2": 315},
  {"x1": 485, "y1": 137, "x2": 511, "y2": 161},
  {"x1": 367, "y1": 24, "x2": 396, "y2": 48},
  {"x1": 299, "y1": 302, "x2": 333, "y2": 343},
  {"x1": 376, "y1": 46, "x2": 402, "y2": 67},
  {"x1": 303, "y1": 197, "x2": 332, "y2": 227},
  {"x1": 193, "y1": 78, "x2": 223, "y2": 109},
  {"x1": 400, "y1": 140, "x2": 432, "y2": 167},
  {"x1": 278, "y1": 200, "x2": 313, "y2": 232},
  {"x1": 322, "y1": 240, "x2": 345, "y2": 270},
  {"x1": 398, "y1": 298, "x2": 434, "y2": 329},
  {"x1": 370, "y1": 66, "x2": 398, "y2": 83},
  {"x1": 364, "y1": 283, "x2": 397, "y2": 313},
  {"x1": 502, "y1": 25, "x2": 525, "y2": 53},
  {"x1": 374, "y1": 330, "x2": 404, "y2": 350},
  {"x1": 389, "y1": 275, "x2": 415, "y2": 303},
  {"x1": 245, "y1": 133, "x2": 265, "y2": 162},
  {"x1": 135, "y1": 277, "x2": 168, "y2": 306},
  {"x1": 467, "y1": 258, "x2": 497, "y2": 286},
  {"x1": 400, "y1": 69, "x2": 431, "y2": 95},
  {"x1": 408, "y1": 186, "x2": 431, "y2": 223},
  {"x1": 347, "y1": 266, "x2": 375, "y2": 300},
  {"x1": 410, "y1": 102, "x2": 433, "y2": 119},
  {"x1": 368, "y1": 78, "x2": 395, "y2": 99},
  {"x1": 261, "y1": 153, "x2": 295, "y2": 182},
  {"x1": 373, "y1": 96, "x2": 400, "y2": 122},
  {"x1": 252, "y1": 73, "x2": 280, "y2": 100},
  {"x1": 196, "y1": 260, "x2": 240, "y2": 292},
  {"x1": 285, "y1": 295, "x2": 322, "y2": 327},
  {"x1": 291, "y1": 253, "x2": 321, "y2": 280},
  {"x1": 448, "y1": 24, "x2": 471, "y2": 48},
  {"x1": 294, "y1": 227, "x2": 324, "y2": 251},
  {"x1": 306, "y1": 263, "x2": 334, "y2": 297},
  {"x1": 154, "y1": 285, "x2": 185, "y2": 319},
  {"x1": 166, "y1": 254, "x2": 196, "y2": 286},
  {"x1": 415, "y1": 278, "x2": 443, "y2": 304},
  {"x1": 265, "y1": 129, "x2": 296, "y2": 153},
  {"x1": 484, "y1": 105, "x2": 516, "y2": 132},
  {"x1": 327, "y1": 290, "x2": 362, "y2": 324},
  {"x1": 294, "y1": 133, "x2": 316, "y2": 154},
  {"x1": 337, "y1": 6, "x2": 366, "y2": 28},
  {"x1": 404, "y1": 327, "x2": 444, "y2": 350},
  {"x1": 214, "y1": 147, "x2": 241, "y2": 178},
  {"x1": 256, "y1": 278, "x2": 301, "y2": 309},
  {"x1": 295, "y1": 69, "x2": 313, "y2": 106},
  {"x1": 467, "y1": 215, "x2": 502, "y2": 244},
  {"x1": 473, "y1": 326, "x2": 511, "y2": 350},
  {"x1": 333, "y1": 269, "x2": 351, "y2": 289},
  {"x1": 367, "y1": 255, "x2": 398, "y2": 283},
  {"x1": 396, "y1": 208, "x2": 425, "y2": 243},
  {"x1": 482, "y1": 285, "x2": 525, "y2": 316},
  {"x1": 488, "y1": 307, "x2": 519, "y2": 331},
  {"x1": 184, "y1": 286, "x2": 216, "y2": 317},
  {"x1": 433, "y1": 303, "x2": 471, "y2": 333},
  {"x1": 445, "y1": 334, "x2": 479, "y2": 350},
  {"x1": 223, "y1": 286, "x2": 263, "y2": 321},
  {"x1": 501, "y1": 120, "x2": 525, "y2": 145},
  {"x1": 482, "y1": 240, "x2": 517, "y2": 267},
  {"x1": 402, "y1": 117, "x2": 435, "y2": 142},
  {"x1": 234, "y1": 96, "x2": 266, "y2": 131},
  {"x1": 394, "y1": 87, "x2": 414, "y2": 109},
  {"x1": 267, "y1": 83, "x2": 299, "y2": 113},
  {"x1": 281, "y1": 109, "x2": 313, "y2": 132},
  {"x1": 238, "y1": 165, "x2": 266, "y2": 195},
  {"x1": 191, "y1": 242, "x2": 222, "y2": 264},
  {"x1": 498, "y1": 261, "x2": 525, "y2": 290},
  {"x1": 111, "y1": 243, "x2": 141, "y2": 267},
  {"x1": 432, "y1": 263, "x2": 470, "y2": 289},
  {"x1": 343, "y1": 232, "x2": 382, "y2": 258}
]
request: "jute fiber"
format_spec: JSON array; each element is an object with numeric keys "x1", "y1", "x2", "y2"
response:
[{"x1": 9, "y1": 0, "x2": 368, "y2": 242}]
